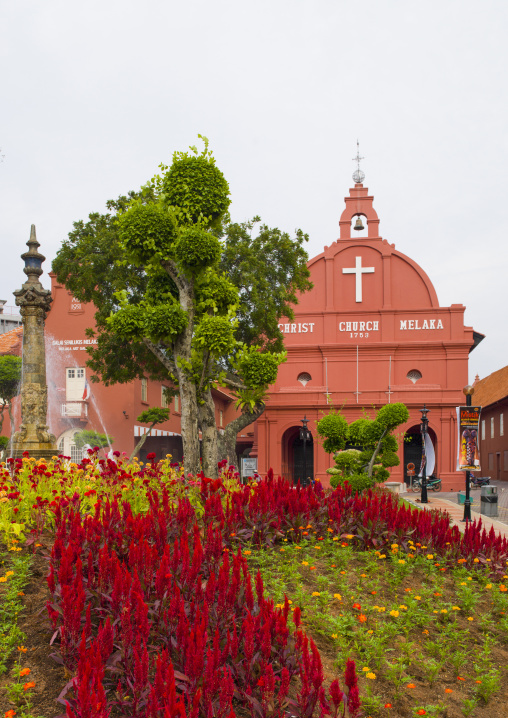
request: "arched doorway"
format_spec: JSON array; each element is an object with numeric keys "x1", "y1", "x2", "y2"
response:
[
  {"x1": 281, "y1": 426, "x2": 314, "y2": 486},
  {"x1": 404, "y1": 425, "x2": 438, "y2": 484}
]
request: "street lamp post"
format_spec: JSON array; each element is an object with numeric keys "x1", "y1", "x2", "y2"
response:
[
  {"x1": 300, "y1": 415, "x2": 312, "y2": 487},
  {"x1": 461, "y1": 385, "x2": 474, "y2": 523},
  {"x1": 420, "y1": 405, "x2": 430, "y2": 505}
]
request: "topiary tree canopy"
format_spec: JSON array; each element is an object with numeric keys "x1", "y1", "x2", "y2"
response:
[
  {"x1": 317, "y1": 402, "x2": 409, "y2": 488},
  {"x1": 52, "y1": 136, "x2": 312, "y2": 478}
]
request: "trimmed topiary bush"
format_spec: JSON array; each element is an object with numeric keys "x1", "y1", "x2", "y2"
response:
[
  {"x1": 162, "y1": 138, "x2": 230, "y2": 226},
  {"x1": 329, "y1": 472, "x2": 375, "y2": 493},
  {"x1": 118, "y1": 203, "x2": 178, "y2": 263}
]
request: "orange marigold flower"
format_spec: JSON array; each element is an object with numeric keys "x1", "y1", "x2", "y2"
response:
[
  {"x1": 358, "y1": 614, "x2": 367, "y2": 623},
  {"x1": 445, "y1": 688, "x2": 453, "y2": 693},
  {"x1": 17, "y1": 646, "x2": 27, "y2": 653},
  {"x1": 407, "y1": 683, "x2": 416, "y2": 688},
  {"x1": 352, "y1": 603, "x2": 361, "y2": 610},
  {"x1": 499, "y1": 584, "x2": 507, "y2": 592},
  {"x1": 23, "y1": 681, "x2": 35, "y2": 691},
  {"x1": 416, "y1": 711, "x2": 426, "y2": 716},
  {"x1": 5, "y1": 710, "x2": 17, "y2": 718},
  {"x1": 384, "y1": 704, "x2": 392, "y2": 708},
  {"x1": 19, "y1": 668, "x2": 31, "y2": 676},
  {"x1": 457, "y1": 676, "x2": 465, "y2": 681}
]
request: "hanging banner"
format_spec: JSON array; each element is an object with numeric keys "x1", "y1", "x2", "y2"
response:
[
  {"x1": 456, "y1": 406, "x2": 482, "y2": 471},
  {"x1": 418, "y1": 433, "x2": 435, "y2": 478}
]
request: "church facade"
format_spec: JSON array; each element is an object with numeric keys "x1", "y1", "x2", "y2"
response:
[{"x1": 250, "y1": 181, "x2": 482, "y2": 491}]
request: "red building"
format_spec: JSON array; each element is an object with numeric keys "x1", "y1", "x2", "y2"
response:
[
  {"x1": 41, "y1": 276, "x2": 240, "y2": 464},
  {"x1": 473, "y1": 368, "x2": 508, "y2": 482},
  {"x1": 250, "y1": 180, "x2": 482, "y2": 490}
]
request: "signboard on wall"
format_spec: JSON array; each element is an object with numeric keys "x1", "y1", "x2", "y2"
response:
[{"x1": 241, "y1": 457, "x2": 258, "y2": 479}]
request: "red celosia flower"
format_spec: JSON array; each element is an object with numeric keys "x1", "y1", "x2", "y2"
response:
[{"x1": 329, "y1": 678, "x2": 344, "y2": 707}]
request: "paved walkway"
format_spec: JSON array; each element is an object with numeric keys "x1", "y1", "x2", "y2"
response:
[{"x1": 401, "y1": 485, "x2": 508, "y2": 539}]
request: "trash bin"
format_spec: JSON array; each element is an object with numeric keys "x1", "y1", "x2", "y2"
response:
[{"x1": 480, "y1": 485, "x2": 498, "y2": 518}]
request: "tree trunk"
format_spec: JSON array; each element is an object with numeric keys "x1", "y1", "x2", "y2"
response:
[
  {"x1": 366, "y1": 428, "x2": 389, "y2": 478},
  {"x1": 218, "y1": 404, "x2": 266, "y2": 470},
  {"x1": 175, "y1": 376, "x2": 200, "y2": 476},
  {"x1": 198, "y1": 389, "x2": 218, "y2": 479},
  {"x1": 169, "y1": 272, "x2": 201, "y2": 477},
  {"x1": 130, "y1": 424, "x2": 153, "y2": 461}
]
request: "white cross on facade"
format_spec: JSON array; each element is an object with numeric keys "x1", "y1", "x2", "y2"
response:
[{"x1": 342, "y1": 256, "x2": 375, "y2": 303}]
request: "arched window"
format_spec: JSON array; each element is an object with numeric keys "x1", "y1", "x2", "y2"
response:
[
  {"x1": 407, "y1": 369, "x2": 422, "y2": 384},
  {"x1": 57, "y1": 429, "x2": 81, "y2": 462},
  {"x1": 297, "y1": 372, "x2": 312, "y2": 387}
]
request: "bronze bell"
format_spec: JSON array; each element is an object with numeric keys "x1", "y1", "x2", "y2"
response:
[{"x1": 354, "y1": 216, "x2": 364, "y2": 231}]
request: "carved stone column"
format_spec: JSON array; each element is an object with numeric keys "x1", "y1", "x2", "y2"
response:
[{"x1": 11, "y1": 226, "x2": 57, "y2": 459}]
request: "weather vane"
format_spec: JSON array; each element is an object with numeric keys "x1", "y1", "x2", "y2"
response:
[{"x1": 352, "y1": 140, "x2": 365, "y2": 184}]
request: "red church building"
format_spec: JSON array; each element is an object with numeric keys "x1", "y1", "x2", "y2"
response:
[{"x1": 250, "y1": 180, "x2": 482, "y2": 491}]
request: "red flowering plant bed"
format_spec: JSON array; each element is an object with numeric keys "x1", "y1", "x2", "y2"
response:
[
  {"x1": 206, "y1": 474, "x2": 508, "y2": 578},
  {"x1": 3, "y1": 460, "x2": 508, "y2": 717},
  {"x1": 44, "y1": 491, "x2": 361, "y2": 718}
]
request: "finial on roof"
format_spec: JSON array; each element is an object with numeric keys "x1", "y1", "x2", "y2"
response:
[
  {"x1": 352, "y1": 140, "x2": 365, "y2": 184},
  {"x1": 21, "y1": 224, "x2": 46, "y2": 281}
]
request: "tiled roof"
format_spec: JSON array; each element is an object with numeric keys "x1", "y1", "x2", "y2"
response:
[
  {"x1": 472, "y1": 365, "x2": 508, "y2": 408},
  {"x1": 0, "y1": 326, "x2": 23, "y2": 356}
]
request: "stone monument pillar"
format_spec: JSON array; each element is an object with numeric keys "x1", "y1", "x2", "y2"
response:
[{"x1": 11, "y1": 226, "x2": 56, "y2": 459}]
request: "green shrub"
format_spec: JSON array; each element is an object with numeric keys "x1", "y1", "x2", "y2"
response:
[{"x1": 330, "y1": 472, "x2": 374, "y2": 493}]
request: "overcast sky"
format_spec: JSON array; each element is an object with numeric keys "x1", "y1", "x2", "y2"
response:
[{"x1": 1, "y1": 0, "x2": 507, "y2": 384}]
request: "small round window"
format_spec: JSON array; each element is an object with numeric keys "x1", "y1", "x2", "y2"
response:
[
  {"x1": 297, "y1": 372, "x2": 312, "y2": 387},
  {"x1": 407, "y1": 369, "x2": 422, "y2": 384}
]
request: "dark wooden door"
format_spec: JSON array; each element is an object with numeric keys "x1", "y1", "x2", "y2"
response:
[{"x1": 292, "y1": 436, "x2": 314, "y2": 486}]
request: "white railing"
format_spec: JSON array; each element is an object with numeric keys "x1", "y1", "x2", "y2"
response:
[{"x1": 61, "y1": 402, "x2": 88, "y2": 418}]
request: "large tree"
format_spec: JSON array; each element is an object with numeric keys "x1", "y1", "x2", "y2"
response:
[{"x1": 52, "y1": 137, "x2": 312, "y2": 477}]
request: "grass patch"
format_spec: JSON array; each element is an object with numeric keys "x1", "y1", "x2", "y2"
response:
[
  {"x1": 0, "y1": 543, "x2": 32, "y2": 675},
  {"x1": 245, "y1": 533, "x2": 508, "y2": 717}
]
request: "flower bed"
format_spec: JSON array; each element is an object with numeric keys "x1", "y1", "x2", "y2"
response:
[{"x1": 2, "y1": 454, "x2": 508, "y2": 717}]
